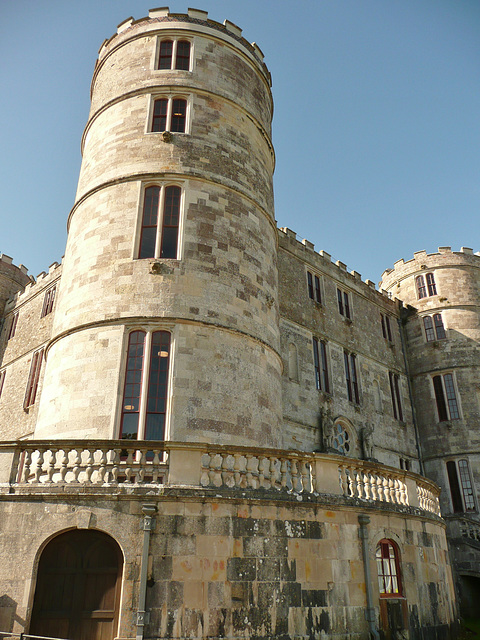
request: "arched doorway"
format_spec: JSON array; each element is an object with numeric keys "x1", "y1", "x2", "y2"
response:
[{"x1": 30, "y1": 529, "x2": 122, "y2": 640}]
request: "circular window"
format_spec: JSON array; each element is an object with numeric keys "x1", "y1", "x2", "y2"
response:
[{"x1": 333, "y1": 422, "x2": 350, "y2": 455}]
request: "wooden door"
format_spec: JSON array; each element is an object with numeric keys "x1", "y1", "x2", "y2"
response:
[{"x1": 30, "y1": 530, "x2": 122, "y2": 640}]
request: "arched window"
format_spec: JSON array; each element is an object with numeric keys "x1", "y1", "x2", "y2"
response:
[
  {"x1": 416, "y1": 272, "x2": 437, "y2": 299},
  {"x1": 120, "y1": 330, "x2": 171, "y2": 441},
  {"x1": 376, "y1": 539, "x2": 402, "y2": 596},
  {"x1": 157, "y1": 39, "x2": 191, "y2": 70},
  {"x1": 138, "y1": 185, "x2": 182, "y2": 259},
  {"x1": 151, "y1": 97, "x2": 187, "y2": 133}
]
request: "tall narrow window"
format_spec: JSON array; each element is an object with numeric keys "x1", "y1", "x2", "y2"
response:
[
  {"x1": 307, "y1": 272, "x2": 314, "y2": 299},
  {"x1": 151, "y1": 97, "x2": 187, "y2": 133},
  {"x1": 307, "y1": 272, "x2": 321, "y2": 303},
  {"x1": 344, "y1": 351, "x2": 359, "y2": 403},
  {"x1": 416, "y1": 275, "x2": 427, "y2": 299},
  {"x1": 433, "y1": 314, "x2": 446, "y2": 340},
  {"x1": 433, "y1": 373, "x2": 459, "y2": 421},
  {"x1": 426, "y1": 272, "x2": 437, "y2": 296},
  {"x1": 157, "y1": 39, "x2": 191, "y2": 71},
  {"x1": 158, "y1": 40, "x2": 173, "y2": 69},
  {"x1": 8, "y1": 313, "x2": 18, "y2": 340},
  {"x1": 376, "y1": 540, "x2": 402, "y2": 596},
  {"x1": 447, "y1": 460, "x2": 475, "y2": 512},
  {"x1": 389, "y1": 372, "x2": 403, "y2": 421},
  {"x1": 138, "y1": 185, "x2": 182, "y2": 260},
  {"x1": 338, "y1": 289, "x2": 351, "y2": 319},
  {"x1": 416, "y1": 273, "x2": 436, "y2": 298},
  {"x1": 120, "y1": 330, "x2": 171, "y2": 441},
  {"x1": 424, "y1": 314, "x2": 446, "y2": 341},
  {"x1": 381, "y1": 314, "x2": 393, "y2": 341},
  {"x1": 41, "y1": 286, "x2": 56, "y2": 318},
  {"x1": 24, "y1": 348, "x2": 44, "y2": 409},
  {"x1": 313, "y1": 338, "x2": 329, "y2": 393},
  {"x1": 175, "y1": 41, "x2": 191, "y2": 70},
  {"x1": 0, "y1": 369, "x2": 5, "y2": 400}
]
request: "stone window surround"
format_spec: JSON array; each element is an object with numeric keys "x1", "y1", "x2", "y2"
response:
[
  {"x1": 146, "y1": 93, "x2": 192, "y2": 135},
  {"x1": 431, "y1": 371, "x2": 461, "y2": 422},
  {"x1": 134, "y1": 181, "x2": 185, "y2": 261},
  {"x1": 153, "y1": 35, "x2": 194, "y2": 72},
  {"x1": 445, "y1": 458, "x2": 476, "y2": 513},
  {"x1": 117, "y1": 327, "x2": 175, "y2": 442}
]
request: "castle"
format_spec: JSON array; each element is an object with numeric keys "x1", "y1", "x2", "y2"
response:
[{"x1": 0, "y1": 9, "x2": 478, "y2": 640}]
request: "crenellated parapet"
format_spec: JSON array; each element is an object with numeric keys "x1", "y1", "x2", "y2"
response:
[
  {"x1": 0, "y1": 254, "x2": 32, "y2": 317},
  {"x1": 3, "y1": 260, "x2": 62, "y2": 316},
  {"x1": 380, "y1": 246, "x2": 480, "y2": 297},
  {"x1": 278, "y1": 227, "x2": 397, "y2": 309},
  {"x1": 97, "y1": 7, "x2": 271, "y2": 85}
]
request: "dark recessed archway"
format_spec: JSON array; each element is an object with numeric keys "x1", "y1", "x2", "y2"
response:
[{"x1": 29, "y1": 529, "x2": 123, "y2": 640}]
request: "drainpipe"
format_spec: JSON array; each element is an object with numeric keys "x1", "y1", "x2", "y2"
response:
[
  {"x1": 358, "y1": 514, "x2": 380, "y2": 640},
  {"x1": 136, "y1": 503, "x2": 157, "y2": 640}
]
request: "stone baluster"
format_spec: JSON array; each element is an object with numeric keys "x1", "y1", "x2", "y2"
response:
[
  {"x1": 152, "y1": 450, "x2": 161, "y2": 483},
  {"x1": 233, "y1": 454, "x2": 243, "y2": 488},
  {"x1": 280, "y1": 457, "x2": 288, "y2": 489},
  {"x1": 72, "y1": 449, "x2": 82, "y2": 482},
  {"x1": 354, "y1": 467, "x2": 363, "y2": 499},
  {"x1": 97, "y1": 448, "x2": 107, "y2": 484},
  {"x1": 290, "y1": 458, "x2": 299, "y2": 494},
  {"x1": 124, "y1": 449, "x2": 135, "y2": 483},
  {"x1": 46, "y1": 448, "x2": 58, "y2": 483},
  {"x1": 84, "y1": 449, "x2": 94, "y2": 484},
  {"x1": 299, "y1": 460, "x2": 310, "y2": 493},
  {"x1": 22, "y1": 449, "x2": 32, "y2": 483},
  {"x1": 59, "y1": 449, "x2": 68, "y2": 482},
  {"x1": 111, "y1": 448, "x2": 121, "y2": 483},
  {"x1": 200, "y1": 453, "x2": 211, "y2": 487},
  {"x1": 245, "y1": 454, "x2": 254, "y2": 488},
  {"x1": 375, "y1": 475, "x2": 383, "y2": 501},
  {"x1": 258, "y1": 456, "x2": 266, "y2": 489},
  {"x1": 221, "y1": 453, "x2": 230, "y2": 487},
  {"x1": 137, "y1": 450, "x2": 146, "y2": 483},
  {"x1": 339, "y1": 465, "x2": 348, "y2": 496},
  {"x1": 34, "y1": 449, "x2": 46, "y2": 483}
]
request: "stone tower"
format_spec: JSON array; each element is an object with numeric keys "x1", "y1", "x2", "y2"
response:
[
  {"x1": 35, "y1": 9, "x2": 282, "y2": 447},
  {"x1": 381, "y1": 247, "x2": 480, "y2": 614}
]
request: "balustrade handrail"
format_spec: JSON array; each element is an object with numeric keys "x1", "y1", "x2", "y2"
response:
[{"x1": 0, "y1": 439, "x2": 442, "y2": 516}]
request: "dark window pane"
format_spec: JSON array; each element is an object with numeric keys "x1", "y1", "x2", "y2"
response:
[
  {"x1": 458, "y1": 460, "x2": 475, "y2": 511},
  {"x1": 175, "y1": 40, "x2": 191, "y2": 70},
  {"x1": 433, "y1": 375, "x2": 448, "y2": 421},
  {"x1": 307, "y1": 272, "x2": 314, "y2": 299},
  {"x1": 434, "y1": 314, "x2": 446, "y2": 340},
  {"x1": 160, "y1": 186, "x2": 181, "y2": 258},
  {"x1": 139, "y1": 187, "x2": 160, "y2": 258},
  {"x1": 120, "y1": 331, "x2": 145, "y2": 439},
  {"x1": 145, "y1": 332, "x2": 170, "y2": 440},
  {"x1": 447, "y1": 461, "x2": 464, "y2": 512},
  {"x1": 170, "y1": 99, "x2": 187, "y2": 132},
  {"x1": 423, "y1": 316, "x2": 435, "y2": 341},
  {"x1": 315, "y1": 276, "x2": 322, "y2": 303},
  {"x1": 443, "y1": 373, "x2": 459, "y2": 420},
  {"x1": 337, "y1": 288, "x2": 344, "y2": 315},
  {"x1": 344, "y1": 292, "x2": 351, "y2": 319},
  {"x1": 152, "y1": 99, "x2": 168, "y2": 132},
  {"x1": 320, "y1": 341, "x2": 329, "y2": 393},
  {"x1": 426, "y1": 272, "x2": 437, "y2": 296},
  {"x1": 158, "y1": 40, "x2": 173, "y2": 69},
  {"x1": 312, "y1": 338, "x2": 320, "y2": 390},
  {"x1": 416, "y1": 275, "x2": 427, "y2": 299}
]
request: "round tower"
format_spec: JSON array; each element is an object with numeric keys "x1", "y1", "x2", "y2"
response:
[
  {"x1": 35, "y1": 9, "x2": 281, "y2": 447},
  {"x1": 0, "y1": 255, "x2": 31, "y2": 316},
  {"x1": 381, "y1": 246, "x2": 480, "y2": 518}
]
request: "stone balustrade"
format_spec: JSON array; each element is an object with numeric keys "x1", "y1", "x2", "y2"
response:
[{"x1": 0, "y1": 440, "x2": 441, "y2": 516}]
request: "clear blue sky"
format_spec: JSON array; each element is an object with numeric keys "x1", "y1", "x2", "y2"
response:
[{"x1": 1, "y1": 1, "x2": 479, "y2": 283}]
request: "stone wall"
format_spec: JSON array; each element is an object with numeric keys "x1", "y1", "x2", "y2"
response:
[{"x1": 0, "y1": 490, "x2": 457, "y2": 640}]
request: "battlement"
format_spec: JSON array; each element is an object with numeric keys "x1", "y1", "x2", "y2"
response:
[
  {"x1": 277, "y1": 227, "x2": 394, "y2": 304},
  {"x1": 4, "y1": 260, "x2": 62, "y2": 312},
  {"x1": 0, "y1": 254, "x2": 30, "y2": 277},
  {"x1": 381, "y1": 246, "x2": 480, "y2": 284},
  {"x1": 96, "y1": 7, "x2": 271, "y2": 86}
]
